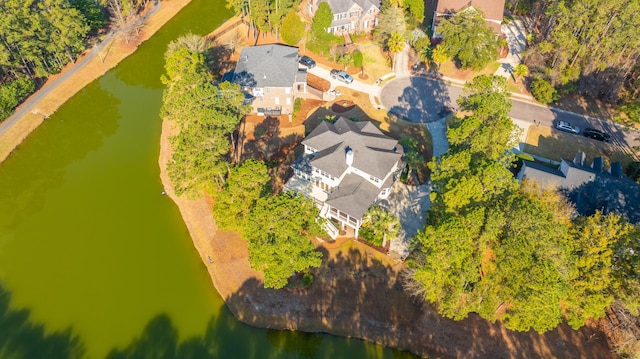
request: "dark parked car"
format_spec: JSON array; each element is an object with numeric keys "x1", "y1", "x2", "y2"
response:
[
  {"x1": 299, "y1": 55, "x2": 316, "y2": 68},
  {"x1": 330, "y1": 69, "x2": 353, "y2": 84},
  {"x1": 583, "y1": 128, "x2": 611, "y2": 142}
]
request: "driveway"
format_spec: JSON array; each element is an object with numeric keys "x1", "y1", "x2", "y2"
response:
[
  {"x1": 378, "y1": 180, "x2": 431, "y2": 260},
  {"x1": 495, "y1": 19, "x2": 528, "y2": 80}
]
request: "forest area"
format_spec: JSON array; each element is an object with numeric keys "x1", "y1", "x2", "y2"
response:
[
  {"x1": 513, "y1": 0, "x2": 640, "y2": 122},
  {"x1": 0, "y1": 0, "x2": 151, "y2": 121},
  {"x1": 404, "y1": 75, "x2": 640, "y2": 356}
]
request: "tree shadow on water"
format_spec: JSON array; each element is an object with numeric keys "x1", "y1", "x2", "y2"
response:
[{"x1": 0, "y1": 283, "x2": 86, "y2": 359}]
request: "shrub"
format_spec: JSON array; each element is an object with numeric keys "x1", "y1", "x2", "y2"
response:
[
  {"x1": 293, "y1": 97, "x2": 302, "y2": 120},
  {"x1": 301, "y1": 273, "x2": 314, "y2": 288},
  {"x1": 0, "y1": 78, "x2": 35, "y2": 121},
  {"x1": 530, "y1": 77, "x2": 558, "y2": 104},
  {"x1": 281, "y1": 10, "x2": 305, "y2": 46}
]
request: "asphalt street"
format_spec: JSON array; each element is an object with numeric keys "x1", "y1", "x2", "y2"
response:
[{"x1": 380, "y1": 76, "x2": 640, "y2": 149}]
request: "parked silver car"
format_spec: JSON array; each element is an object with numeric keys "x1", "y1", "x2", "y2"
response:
[
  {"x1": 330, "y1": 69, "x2": 354, "y2": 84},
  {"x1": 555, "y1": 121, "x2": 580, "y2": 134}
]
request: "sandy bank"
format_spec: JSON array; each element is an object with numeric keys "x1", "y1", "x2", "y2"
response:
[{"x1": 0, "y1": 0, "x2": 193, "y2": 164}]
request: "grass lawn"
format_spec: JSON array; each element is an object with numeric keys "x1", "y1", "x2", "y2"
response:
[
  {"x1": 356, "y1": 40, "x2": 391, "y2": 84},
  {"x1": 524, "y1": 126, "x2": 634, "y2": 169}
]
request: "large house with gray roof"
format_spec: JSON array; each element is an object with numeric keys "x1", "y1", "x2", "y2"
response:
[
  {"x1": 230, "y1": 44, "x2": 307, "y2": 115},
  {"x1": 517, "y1": 152, "x2": 640, "y2": 224},
  {"x1": 284, "y1": 117, "x2": 404, "y2": 238},
  {"x1": 309, "y1": 0, "x2": 381, "y2": 34}
]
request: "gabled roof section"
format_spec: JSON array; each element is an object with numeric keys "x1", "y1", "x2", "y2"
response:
[
  {"x1": 435, "y1": 0, "x2": 505, "y2": 22},
  {"x1": 321, "y1": 0, "x2": 381, "y2": 14},
  {"x1": 303, "y1": 117, "x2": 402, "y2": 179},
  {"x1": 326, "y1": 174, "x2": 381, "y2": 220},
  {"x1": 232, "y1": 44, "x2": 300, "y2": 88}
]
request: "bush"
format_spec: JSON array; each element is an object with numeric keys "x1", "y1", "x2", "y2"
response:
[
  {"x1": 0, "y1": 78, "x2": 35, "y2": 121},
  {"x1": 530, "y1": 77, "x2": 558, "y2": 104},
  {"x1": 360, "y1": 227, "x2": 383, "y2": 246},
  {"x1": 301, "y1": 273, "x2": 314, "y2": 288},
  {"x1": 352, "y1": 50, "x2": 363, "y2": 68},
  {"x1": 292, "y1": 97, "x2": 302, "y2": 121},
  {"x1": 281, "y1": 10, "x2": 305, "y2": 46}
]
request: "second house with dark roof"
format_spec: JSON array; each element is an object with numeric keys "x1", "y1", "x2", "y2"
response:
[
  {"x1": 285, "y1": 117, "x2": 404, "y2": 238},
  {"x1": 230, "y1": 44, "x2": 308, "y2": 116}
]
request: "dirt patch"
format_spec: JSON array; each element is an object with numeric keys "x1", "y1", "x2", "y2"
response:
[{"x1": 307, "y1": 73, "x2": 331, "y2": 92}]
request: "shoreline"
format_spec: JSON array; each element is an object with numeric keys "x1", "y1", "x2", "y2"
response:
[{"x1": 0, "y1": 0, "x2": 194, "y2": 164}]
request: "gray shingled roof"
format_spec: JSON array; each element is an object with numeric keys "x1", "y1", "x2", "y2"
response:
[
  {"x1": 326, "y1": 174, "x2": 381, "y2": 220},
  {"x1": 232, "y1": 44, "x2": 300, "y2": 88},
  {"x1": 520, "y1": 158, "x2": 599, "y2": 190},
  {"x1": 320, "y1": 0, "x2": 381, "y2": 23},
  {"x1": 303, "y1": 117, "x2": 402, "y2": 179}
]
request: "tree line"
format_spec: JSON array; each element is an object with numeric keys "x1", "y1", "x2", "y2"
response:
[
  {"x1": 521, "y1": 0, "x2": 639, "y2": 115},
  {"x1": 404, "y1": 74, "x2": 640, "y2": 334},
  {"x1": 0, "y1": 0, "x2": 149, "y2": 121},
  {"x1": 161, "y1": 34, "x2": 324, "y2": 290}
]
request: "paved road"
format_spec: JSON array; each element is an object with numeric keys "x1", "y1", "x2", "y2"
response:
[
  {"x1": 0, "y1": 0, "x2": 161, "y2": 138},
  {"x1": 380, "y1": 76, "x2": 640, "y2": 150}
]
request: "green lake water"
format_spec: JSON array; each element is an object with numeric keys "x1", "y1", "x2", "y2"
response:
[{"x1": 0, "y1": 1, "x2": 415, "y2": 358}]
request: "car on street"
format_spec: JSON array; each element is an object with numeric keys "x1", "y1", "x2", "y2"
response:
[
  {"x1": 582, "y1": 128, "x2": 611, "y2": 142},
  {"x1": 299, "y1": 55, "x2": 316, "y2": 68},
  {"x1": 330, "y1": 69, "x2": 353, "y2": 84},
  {"x1": 555, "y1": 121, "x2": 580, "y2": 134}
]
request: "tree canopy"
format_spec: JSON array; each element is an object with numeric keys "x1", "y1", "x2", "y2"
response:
[
  {"x1": 409, "y1": 74, "x2": 640, "y2": 333},
  {"x1": 281, "y1": 10, "x2": 305, "y2": 46},
  {"x1": 244, "y1": 193, "x2": 323, "y2": 289},
  {"x1": 160, "y1": 36, "x2": 248, "y2": 197},
  {"x1": 213, "y1": 159, "x2": 270, "y2": 231},
  {"x1": 438, "y1": 9, "x2": 498, "y2": 70},
  {"x1": 524, "y1": 0, "x2": 640, "y2": 103}
]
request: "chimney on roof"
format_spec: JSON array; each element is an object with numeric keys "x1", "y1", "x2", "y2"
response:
[
  {"x1": 573, "y1": 152, "x2": 586, "y2": 166},
  {"x1": 610, "y1": 162, "x2": 623, "y2": 178},
  {"x1": 592, "y1": 157, "x2": 604, "y2": 173},
  {"x1": 345, "y1": 146, "x2": 353, "y2": 166}
]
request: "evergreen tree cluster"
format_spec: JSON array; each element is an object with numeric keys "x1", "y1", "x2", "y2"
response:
[{"x1": 409, "y1": 75, "x2": 640, "y2": 333}]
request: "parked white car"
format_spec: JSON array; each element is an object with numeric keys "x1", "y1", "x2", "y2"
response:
[{"x1": 555, "y1": 121, "x2": 580, "y2": 134}]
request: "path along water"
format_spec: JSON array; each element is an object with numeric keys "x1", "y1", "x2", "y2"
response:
[{"x1": 0, "y1": 1, "x2": 414, "y2": 358}]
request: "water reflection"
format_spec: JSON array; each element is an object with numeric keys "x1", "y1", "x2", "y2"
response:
[
  {"x1": 0, "y1": 284, "x2": 86, "y2": 358},
  {"x1": 0, "y1": 83, "x2": 120, "y2": 232}
]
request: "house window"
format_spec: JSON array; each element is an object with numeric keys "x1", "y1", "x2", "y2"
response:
[
  {"x1": 286, "y1": 97, "x2": 291, "y2": 105},
  {"x1": 275, "y1": 97, "x2": 280, "y2": 105},
  {"x1": 363, "y1": 20, "x2": 368, "y2": 28},
  {"x1": 285, "y1": 87, "x2": 291, "y2": 94}
]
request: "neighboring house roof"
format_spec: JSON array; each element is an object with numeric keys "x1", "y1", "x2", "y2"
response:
[
  {"x1": 518, "y1": 153, "x2": 640, "y2": 224},
  {"x1": 435, "y1": 0, "x2": 504, "y2": 21},
  {"x1": 303, "y1": 117, "x2": 402, "y2": 180},
  {"x1": 326, "y1": 174, "x2": 381, "y2": 220},
  {"x1": 232, "y1": 44, "x2": 300, "y2": 88},
  {"x1": 320, "y1": 0, "x2": 381, "y2": 14}
]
